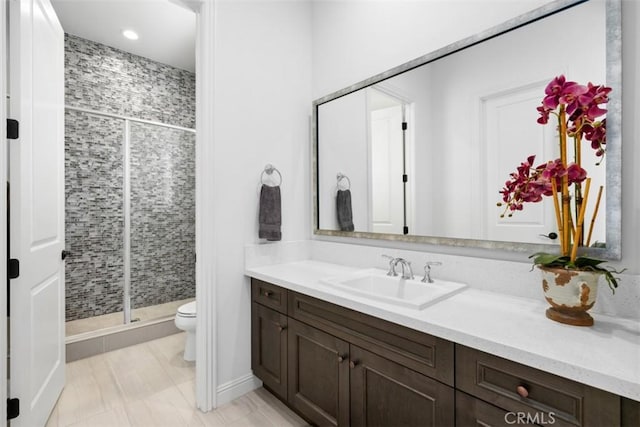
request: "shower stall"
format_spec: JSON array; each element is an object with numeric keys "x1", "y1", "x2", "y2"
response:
[{"x1": 64, "y1": 106, "x2": 195, "y2": 337}]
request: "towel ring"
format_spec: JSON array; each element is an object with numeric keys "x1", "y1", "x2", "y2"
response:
[
  {"x1": 337, "y1": 173, "x2": 351, "y2": 191},
  {"x1": 261, "y1": 164, "x2": 282, "y2": 187}
]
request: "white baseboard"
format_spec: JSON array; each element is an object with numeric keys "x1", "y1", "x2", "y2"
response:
[{"x1": 216, "y1": 373, "x2": 263, "y2": 406}]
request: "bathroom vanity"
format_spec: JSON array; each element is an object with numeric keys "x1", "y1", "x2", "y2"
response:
[
  {"x1": 246, "y1": 0, "x2": 635, "y2": 423},
  {"x1": 247, "y1": 260, "x2": 640, "y2": 427}
]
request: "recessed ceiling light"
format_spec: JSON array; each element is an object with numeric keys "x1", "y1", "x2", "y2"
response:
[{"x1": 122, "y1": 29, "x2": 139, "y2": 40}]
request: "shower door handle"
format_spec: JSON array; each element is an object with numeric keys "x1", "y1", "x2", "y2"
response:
[{"x1": 61, "y1": 250, "x2": 70, "y2": 260}]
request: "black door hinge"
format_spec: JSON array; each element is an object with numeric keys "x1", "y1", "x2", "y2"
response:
[
  {"x1": 8, "y1": 259, "x2": 19, "y2": 279},
  {"x1": 403, "y1": 226, "x2": 409, "y2": 235},
  {"x1": 402, "y1": 174, "x2": 408, "y2": 183},
  {"x1": 7, "y1": 398, "x2": 19, "y2": 420},
  {"x1": 402, "y1": 121, "x2": 407, "y2": 131},
  {"x1": 6, "y1": 119, "x2": 19, "y2": 140}
]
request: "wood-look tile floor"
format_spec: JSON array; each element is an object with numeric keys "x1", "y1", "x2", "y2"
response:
[{"x1": 47, "y1": 332, "x2": 309, "y2": 427}]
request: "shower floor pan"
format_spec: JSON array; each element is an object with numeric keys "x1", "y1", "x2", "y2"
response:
[{"x1": 65, "y1": 298, "x2": 194, "y2": 362}]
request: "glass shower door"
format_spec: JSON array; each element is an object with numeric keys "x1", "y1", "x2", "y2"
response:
[{"x1": 128, "y1": 121, "x2": 196, "y2": 322}]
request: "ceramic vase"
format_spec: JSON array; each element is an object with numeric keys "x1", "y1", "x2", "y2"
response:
[{"x1": 539, "y1": 266, "x2": 601, "y2": 326}]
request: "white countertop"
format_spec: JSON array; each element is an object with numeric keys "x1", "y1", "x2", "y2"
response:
[{"x1": 246, "y1": 260, "x2": 640, "y2": 401}]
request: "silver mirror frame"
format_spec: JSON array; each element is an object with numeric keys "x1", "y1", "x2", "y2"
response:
[{"x1": 312, "y1": 0, "x2": 621, "y2": 260}]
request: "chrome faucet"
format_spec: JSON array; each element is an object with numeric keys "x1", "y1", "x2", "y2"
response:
[
  {"x1": 421, "y1": 261, "x2": 442, "y2": 283},
  {"x1": 394, "y1": 258, "x2": 414, "y2": 280},
  {"x1": 381, "y1": 255, "x2": 414, "y2": 279}
]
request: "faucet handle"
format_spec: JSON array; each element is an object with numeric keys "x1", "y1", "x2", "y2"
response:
[
  {"x1": 421, "y1": 261, "x2": 442, "y2": 283},
  {"x1": 381, "y1": 254, "x2": 397, "y2": 276}
]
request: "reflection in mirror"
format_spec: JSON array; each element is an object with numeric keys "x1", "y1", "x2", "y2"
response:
[
  {"x1": 319, "y1": 85, "x2": 412, "y2": 235},
  {"x1": 315, "y1": 0, "x2": 620, "y2": 258}
]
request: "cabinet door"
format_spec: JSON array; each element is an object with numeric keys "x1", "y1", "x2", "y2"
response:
[
  {"x1": 350, "y1": 345, "x2": 454, "y2": 427},
  {"x1": 251, "y1": 302, "x2": 288, "y2": 399},
  {"x1": 622, "y1": 398, "x2": 640, "y2": 427},
  {"x1": 288, "y1": 318, "x2": 350, "y2": 426}
]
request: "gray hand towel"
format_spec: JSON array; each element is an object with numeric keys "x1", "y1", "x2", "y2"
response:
[
  {"x1": 259, "y1": 184, "x2": 282, "y2": 241},
  {"x1": 336, "y1": 189, "x2": 354, "y2": 231}
]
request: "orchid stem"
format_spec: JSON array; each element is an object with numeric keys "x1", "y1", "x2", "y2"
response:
[
  {"x1": 551, "y1": 177, "x2": 564, "y2": 254},
  {"x1": 574, "y1": 135, "x2": 583, "y2": 245},
  {"x1": 558, "y1": 106, "x2": 571, "y2": 257},
  {"x1": 571, "y1": 178, "x2": 591, "y2": 262},
  {"x1": 586, "y1": 186, "x2": 604, "y2": 247}
]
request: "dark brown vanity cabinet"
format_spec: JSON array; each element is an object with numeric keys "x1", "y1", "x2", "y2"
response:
[
  {"x1": 251, "y1": 279, "x2": 455, "y2": 426},
  {"x1": 251, "y1": 279, "x2": 638, "y2": 427}
]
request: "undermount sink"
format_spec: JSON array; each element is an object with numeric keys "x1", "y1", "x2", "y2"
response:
[{"x1": 320, "y1": 268, "x2": 467, "y2": 310}]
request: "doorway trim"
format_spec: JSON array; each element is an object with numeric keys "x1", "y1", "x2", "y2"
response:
[
  {"x1": 1, "y1": 0, "x2": 8, "y2": 422},
  {"x1": 194, "y1": 0, "x2": 217, "y2": 412},
  {"x1": 365, "y1": 85, "x2": 415, "y2": 235}
]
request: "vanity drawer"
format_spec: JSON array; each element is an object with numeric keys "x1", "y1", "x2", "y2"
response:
[
  {"x1": 456, "y1": 391, "x2": 537, "y2": 426},
  {"x1": 456, "y1": 345, "x2": 620, "y2": 427},
  {"x1": 289, "y1": 291, "x2": 454, "y2": 386},
  {"x1": 251, "y1": 279, "x2": 288, "y2": 315}
]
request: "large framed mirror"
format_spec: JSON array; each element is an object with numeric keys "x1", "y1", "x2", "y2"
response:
[{"x1": 313, "y1": 0, "x2": 621, "y2": 260}]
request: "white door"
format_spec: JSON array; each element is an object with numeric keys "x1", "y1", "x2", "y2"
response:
[
  {"x1": 370, "y1": 105, "x2": 405, "y2": 234},
  {"x1": 8, "y1": 0, "x2": 65, "y2": 425},
  {"x1": 483, "y1": 83, "x2": 559, "y2": 245}
]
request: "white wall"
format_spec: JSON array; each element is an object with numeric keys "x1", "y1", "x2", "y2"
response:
[{"x1": 212, "y1": 0, "x2": 311, "y2": 393}]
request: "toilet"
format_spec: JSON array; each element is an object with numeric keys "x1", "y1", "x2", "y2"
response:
[{"x1": 175, "y1": 301, "x2": 196, "y2": 361}]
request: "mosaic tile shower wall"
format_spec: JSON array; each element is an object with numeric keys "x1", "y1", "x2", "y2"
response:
[
  {"x1": 65, "y1": 34, "x2": 195, "y2": 128},
  {"x1": 65, "y1": 111, "x2": 125, "y2": 320},
  {"x1": 65, "y1": 35, "x2": 195, "y2": 321}
]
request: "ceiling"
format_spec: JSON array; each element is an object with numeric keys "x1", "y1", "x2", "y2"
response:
[{"x1": 51, "y1": 0, "x2": 196, "y2": 72}]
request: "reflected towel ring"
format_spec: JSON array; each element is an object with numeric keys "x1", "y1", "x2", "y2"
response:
[
  {"x1": 261, "y1": 164, "x2": 282, "y2": 187},
  {"x1": 337, "y1": 173, "x2": 351, "y2": 191}
]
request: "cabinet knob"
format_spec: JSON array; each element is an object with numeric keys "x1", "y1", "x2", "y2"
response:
[
  {"x1": 349, "y1": 360, "x2": 358, "y2": 369},
  {"x1": 277, "y1": 324, "x2": 286, "y2": 332},
  {"x1": 516, "y1": 385, "x2": 529, "y2": 398},
  {"x1": 337, "y1": 354, "x2": 348, "y2": 363},
  {"x1": 263, "y1": 291, "x2": 272, "y2": 297}
]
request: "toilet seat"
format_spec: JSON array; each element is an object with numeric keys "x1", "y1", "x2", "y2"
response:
[{"x1": 177, "y1": 301, "x2": 196, "y2": 318}]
